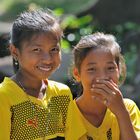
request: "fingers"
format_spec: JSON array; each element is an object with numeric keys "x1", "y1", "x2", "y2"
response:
[
  {"x1": 103, "y1": 98, "x2": 108, "y2": 105},
  {"x1": 91, "y1": 79, "x2": 120, "y2": 96},
  {"x1": 91, "y1": 79, "x2": 122, "y2": 106},
  {"x1": 91, "y1": 87, "x2": 110, "y2": 106},
  {"x1": 92, "y1": 95, "x2": 109, "y2": 106}
]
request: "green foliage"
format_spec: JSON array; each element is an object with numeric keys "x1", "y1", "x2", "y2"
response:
[
  {"x1": 124, "y1": 44, "x2": 138, "y2": 84},
  {"x1": 60, "y1": 14, "x2": 94, "y2": 49},
  {"x1": 61, "y1": 39, "x2": 71, "y2": 53},
  {"x1": 0, "y1": 0, "x2": 98, "y2": 21},
  {"x1": 53, "y1": 8, "x2": 64, "y2": 17},
  {"x1": 45, "y1": 0, "x2": 98, "y2": 14},
  {"x1": 0, "y1": 0, "x2": 140, "y2": 85},
  {"x1": 61, "y1": 15, "x2": 140, "y2": 84},
  {"x1": 62, "y1": 15, "x2": 93, "y2": 29}
]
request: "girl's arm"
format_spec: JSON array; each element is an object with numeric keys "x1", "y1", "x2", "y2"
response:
[
  {"x1": 116, "y1": 107, "x2": 138, "y2": 140},
  {"x1": 91, "y1": 80, "x2": 140, "y2": 140}
]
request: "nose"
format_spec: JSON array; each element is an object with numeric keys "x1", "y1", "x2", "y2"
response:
[
  {"x1": 96, "y1": 70, "x2": 109, "y2": 80},
  {"x1": 41, "y1": 52, "x2": 52, "y2": 63}
]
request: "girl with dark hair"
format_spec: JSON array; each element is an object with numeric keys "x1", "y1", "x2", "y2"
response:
[{"x1": 0, "y1": 9, "x2": 72, "y2": 140}]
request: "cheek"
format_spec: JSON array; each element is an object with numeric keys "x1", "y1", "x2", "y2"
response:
[
  {"x1": 54, "y1": 54, "x2": 61, "y2": 65},
  {"x1": 111, "y1": 73, "x2": 120, "y2": 85},
  {"x1": 58, "y1": 54, "x2": 61, "y2": 62},
  {"x1": 81, "y1": 75, "x2": 94, "y2": 89},
  {"x1": 86, "y1": 73, "x2": 98, "y2": 84},
  {"x1": 18, "y1": 55, "x2": 31, "y2": 66},
  {"x1": 116, "y1": 68, "x2": 120, "y2": 81},
  {"x1": 57, "y1": 54, "x2": 61, "y2": 62}
]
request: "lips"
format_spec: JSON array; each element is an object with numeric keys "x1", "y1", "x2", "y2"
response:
[{"x1": 37, "y1": 65, "x2": 52, "y2": 72}]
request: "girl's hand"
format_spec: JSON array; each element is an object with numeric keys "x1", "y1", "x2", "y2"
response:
[{"x1": 91, "y1": 79, "x2": 126, "y2": 116}]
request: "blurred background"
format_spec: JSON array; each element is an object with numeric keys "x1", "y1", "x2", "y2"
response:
[{"x1": 0, "y1": 0, "x2": 140, "y2": 108}]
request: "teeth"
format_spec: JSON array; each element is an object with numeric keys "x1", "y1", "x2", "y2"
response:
[{"x1": 38, "y1": 66, "x2": 51, "y2": 71}]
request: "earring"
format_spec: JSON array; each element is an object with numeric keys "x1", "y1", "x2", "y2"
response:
[
  {"x1": 12, "y1": 57, "x2": 19, "y2": 73},
  {"x1": 13, "y1": 57, "x2": 18, "y2": 65},
  {"x1": 15, "y1": 60, "x2": 18, "y2": 65}
]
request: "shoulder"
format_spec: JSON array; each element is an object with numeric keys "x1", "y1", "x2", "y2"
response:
[
  {"x1": 0, "y1": 77, "x2": 15, "y2": 94},
  {"x1": 48, "y1": 80, "x2": 69, "y2": 88},
  {"x1": 123, "y1": 98, "x2": 140, "y2": 113},
  {"x1": 124, "y1": 98, "x2": 137, "y2": 108},
  {"x1": 0, "y1": 77, "x2": 22, "y2": 102},
  {"x1": 47, "y1": 80, "x2": 72, "y2": 97},
  {"x1": 48, "y1": 80, "x2": 70, "y2": 91},
  {"x1": 0, "y1": 77, "x2": 11, "y2": 105},
  {"x1": 123, "y1": 98, "x2": 140, "y2": 138},
  {"x1": 0, "y1": 77, "x2": 8, "y2": 96}
]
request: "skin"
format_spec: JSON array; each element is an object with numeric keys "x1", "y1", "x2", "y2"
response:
[
  {"x1": 10, "y1": 33, "x2": 61, "y2": 98},
  {"x1": 73, "y1": 48, "x2": 138, "y2": 140}
]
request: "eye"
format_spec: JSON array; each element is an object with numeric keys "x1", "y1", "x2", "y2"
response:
[
  {"x1": 50, "y1": 46, "x2": 60, "y2": 54},
  {"x1": 32, "y1": 48, "x2": 41, "y2": 52},
  {"x1": 108, "y1": 66, "x2": 115, "y2": 72},
  {"x1": 87, "y1": 67, "x2": 96, "y2": 72}
]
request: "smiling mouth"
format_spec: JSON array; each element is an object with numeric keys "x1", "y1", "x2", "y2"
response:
[{"x1": 37, "y1": 66, "x2": 52, "y2": 72}]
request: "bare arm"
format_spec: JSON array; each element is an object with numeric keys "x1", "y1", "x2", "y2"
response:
[
  {"x1": 116, "y1": 107, "x2": 138, "y2": 140},
  {"x1": 91, "y1": 79, "x2": 139, "y2": 140}
]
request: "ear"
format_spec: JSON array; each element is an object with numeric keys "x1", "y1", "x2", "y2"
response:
[
  {"x1": 9, "y1": 44, "x2": 19, "y2": 60},
  {"x1": 73, "y1": 67, "x2": 81, "y2": 82}
]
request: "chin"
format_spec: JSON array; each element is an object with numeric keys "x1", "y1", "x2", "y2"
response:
[{"x1": 38, "y1": 72, "x2": 51, "y2": 80}]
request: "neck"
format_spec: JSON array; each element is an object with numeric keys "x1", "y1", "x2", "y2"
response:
[
  {"x1": 12, "y1": 72, "x2": 47, "y2": 98},
  {"x1": 76, "y1": 94, "x2": 107, "y2": 127},
  {"x1": 76, "y1": 94, "x2": 107, "y2": 115},
  {"x1": 15, "y1": 71, "x2": 42, "y2": 89}
]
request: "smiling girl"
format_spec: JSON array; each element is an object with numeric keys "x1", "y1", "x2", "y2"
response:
[
  {"x1": 0, "y1": 9, "x2": 72, "y2": 140},
  {"x1": 65, "y1": 32, "x2": 140, "y2": 140}
]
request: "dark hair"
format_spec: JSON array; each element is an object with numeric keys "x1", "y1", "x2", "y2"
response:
[
  {"x1": 71, "y1": 32, "x2": 126, "y2": 96},
  {"x1": 10, "y1": 9, "x2": 63, "y2": 72},
  {"x1": 0, "y1": 33, "x2": 10, "y2": 57}
]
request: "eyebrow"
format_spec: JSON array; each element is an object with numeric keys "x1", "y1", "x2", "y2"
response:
[
  {"x1": 107, "y1": 61, "x2": 116, "y2": 64},
  {"x1": 87, "y1": 61, "x2": 116, "y2": 66},
  {"x1": 87, "y1": 62, "x2": 96, "y2": 66},
  {"x1": 28, "y1": 41, "x2": 42, "y2": 46},
  {"x1": 31, "y1": 43, "x2": 42, "y2": 46}
]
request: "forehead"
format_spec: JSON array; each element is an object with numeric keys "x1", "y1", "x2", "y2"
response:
[
  {"x1": 21, "y1": 33, "x2": 58, "y2": 47},
  {"x1": 83, "y1": 48, "x2": 115, "y2": 64},
  {"x1": 30, "y1": 32, "x2": 58, "y2": 42}
]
